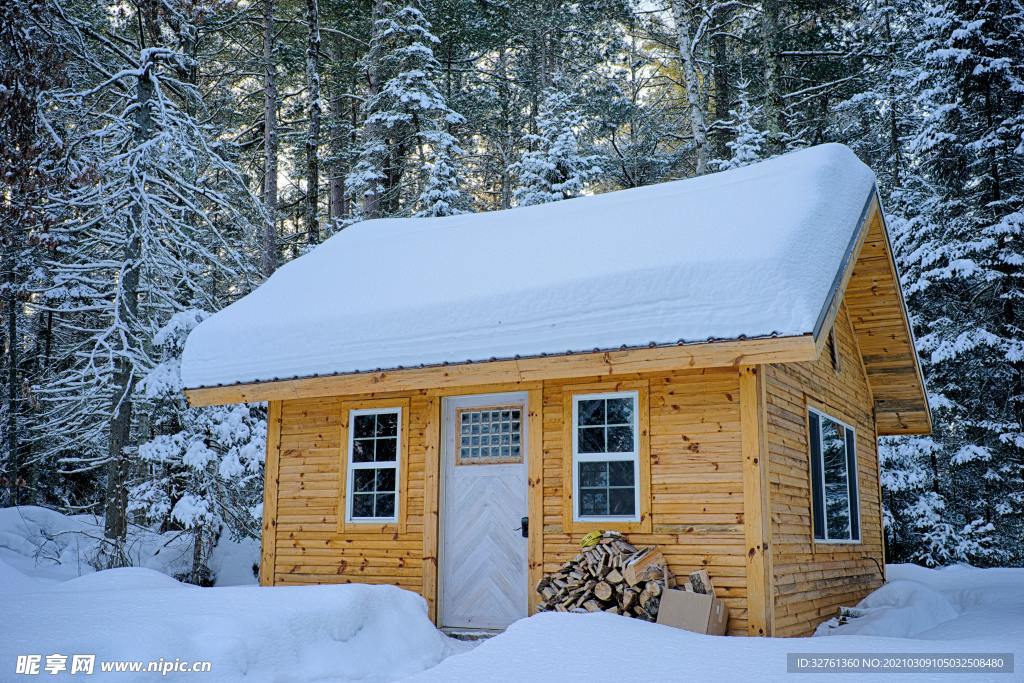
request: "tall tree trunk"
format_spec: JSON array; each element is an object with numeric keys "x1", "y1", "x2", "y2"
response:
[
  {"x1": 711, "y1": 5, "x2": 733, "y2": 160},
  {"x1": 304, "y1": 0, "x2": 321, "y2": 244},
  {"x1": 104, "y1": 62, "x2": 153, "y2": 554},
  {"x1": 671, "y1": 0, "x2": 708, "y2": 175},
  {"x1": 327, "y1": 38, "x2": 347, "y2": 224},
  {"x1": 879, "y1": 6, "x2": 902, "y2": 188},
  {"x1": 760, "y1": 0, "x2": 784, "y2": 154},
  {"x1": 5, "y1": 271, "x2": 19, "y2": 505},
  {"x1": 191, "y1": 524, "x2": 205, "y2": 585},
  {"x1": 361, "y1": 0, "x2": 385, "y2": 219},
  {"x1": 261, "y1": 0, "x2": 278, "y2": 277}
]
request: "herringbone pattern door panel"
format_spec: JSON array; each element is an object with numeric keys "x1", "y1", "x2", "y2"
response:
[{"x1": 441, "y1": 394, "x2": 528, "y2": 630}]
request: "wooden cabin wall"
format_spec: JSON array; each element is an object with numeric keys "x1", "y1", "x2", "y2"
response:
[
  {"x1": 267, "y1": 391, "x2": 432, "y2": 591},
  {"x1": 540, "y1": 368, "x2": 750, "y2": 636},
  {"x1": 261, "y1": 367, "x2": 753, "y2": 636},
  {"x1": 765, "y1": 304, "x2": 885, "y2": 636}
]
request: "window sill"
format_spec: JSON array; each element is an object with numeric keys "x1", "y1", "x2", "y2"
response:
[
  {"x1": 337, "y1": 519, "x2": 401, "y2": 534},
  {"x1": 564, "y1": 514, "x2": 651, "y2": 535},
  {"x1": 813, "y1": 538, "x2": 862, "y2": 546}
]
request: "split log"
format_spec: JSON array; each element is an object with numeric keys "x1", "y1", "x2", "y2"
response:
[{"x1": 535, "y1": 531, "x2": 672, "y2": 622}]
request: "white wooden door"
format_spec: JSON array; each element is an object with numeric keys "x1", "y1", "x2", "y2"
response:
[{"x1": 440, "y1": 392, "x2": 529, "y2": 630}]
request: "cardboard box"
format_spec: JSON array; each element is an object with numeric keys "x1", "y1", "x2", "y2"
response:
[{"x1": 656, "y1": 588, "x2": 729, "y2": 635}]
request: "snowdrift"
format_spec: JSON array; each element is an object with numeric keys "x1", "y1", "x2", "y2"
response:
[
  {"x1": 1, "y1": 563, "x2": 464, "y2": 682},
  {"x1": 408, "y1": 564, "x2": 1024, "y2": 682},
  {"x1": 0, "y1": 505, "x2": 258, "y2": 587}
]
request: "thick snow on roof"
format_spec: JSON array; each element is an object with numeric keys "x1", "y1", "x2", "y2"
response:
[{"x1": 181, "y1": 143, "x2": 876, "y2": 390}]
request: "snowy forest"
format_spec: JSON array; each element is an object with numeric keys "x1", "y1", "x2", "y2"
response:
[{"x1": 1, "y1": 0, "x2": 1022, "y2": 584}]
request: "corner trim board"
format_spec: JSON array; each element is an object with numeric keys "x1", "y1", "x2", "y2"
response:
[
  {"x1": 740, "y1": 366, "x2": 774, "y2": 636},
  {"x1": 259, "y1": 400, "x2": 283, "y2": 586}
]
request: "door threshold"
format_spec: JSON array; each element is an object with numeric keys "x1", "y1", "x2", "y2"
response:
[{"x1": 440, "y1": 627, "x2": 502, "y2": 641}]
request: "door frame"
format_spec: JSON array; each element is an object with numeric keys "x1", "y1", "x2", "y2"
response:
[
  {"x1": 422, "y1": 383, "x2": 543, "y2": 626},
  {"x1": 439, "y1": 391, "x2": 529, "y2": 630}
]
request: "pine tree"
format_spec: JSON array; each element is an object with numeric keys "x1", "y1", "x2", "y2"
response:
[
  {"x1": 346, "y1": 4, "x2": 466, "y2": 219},
  {"x1": 512, "y1": 81, "x2": 602, "y2": 206},
  {"x1": 38, "y1": 13, "x2": 260, "y2": 565},
  {"x1": 0, "y1": 0, "x2": 66, "y2": 506},
  {"x1": 132, "y1": 311, "x2": 265, "y2": 585},
  {"x1": 881, "y1": 0, "x2": 1024, "y2": 565},
  {"x1": 710, "y1": 81, "x2": 767, "y2": 171}
]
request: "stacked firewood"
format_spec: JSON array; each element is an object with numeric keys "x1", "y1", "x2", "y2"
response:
[{"x1": 535, "y1": 532, "x2": 673, "y2": 621}]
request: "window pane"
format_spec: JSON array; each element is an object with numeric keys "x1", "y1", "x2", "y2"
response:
[
  {"x1": 607, "y1": 426, "x2": 633, "y2": 453},
  {"x1": 606, "y1": 398, "x2": 633, "y2": 425},
  {"x1": 352, "y1": 439, "x2": 374, "y2": 463},
  {"x1": 578, "y1": 399, "x2": 605, "y2": 426},
  {"x1": 375, "y1": 467, "x2": 395, "y2": 492},
  {"x1": 821, "y1": 416, "x2": 852, "y2": 540},
  {"x1": 353, "y1": 414, "x2": 375, "y2": 438},
  {"x1": 376, "y1": 412, "x2": 398, "y2": 437},
  {"x1": 609, "y1": 488, "x2": 635, "y2": 516},
  {"x1": 579, "y1": 489, "x2": 608, "y2": 516},
  {"x1": 376, "y1": 437, "x2": 397, "y2": 462},
  {"x1": 351, "y1": 493, "x2": 374, "y2": 518},
  {"x1": 578, "y1": 426, "x2": 605, "y2": 453},
  {"x1": 579, "y1": 461, "x2": 608, "y2": 487},
  {"x1": 608, "y1": 460, "x2": 634, "y2": 486},
  {"x1": 375, "y1": 493, "x2": 395, "y2": 518},
  {"x1": 353, "y1": 469, "x2": 375, "y2": 493}
]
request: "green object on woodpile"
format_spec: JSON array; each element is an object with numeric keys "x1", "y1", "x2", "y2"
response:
[{"x1": 580, "y1": 531, "x2": 603, "y2": 548}]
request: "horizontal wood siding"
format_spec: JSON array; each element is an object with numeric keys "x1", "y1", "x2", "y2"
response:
[
  {"x1": 766, "y1": 304, "x2": 885, "y2": 636},
  {"x1": 271, "y1": 391, "x2": 429, "y2": 592},
  {"x1": 264, "y1": 368, "x2": 752, "y2": 635},
  {"x1": 541, "y1": 368, "x2": 749, "y2": 636}
]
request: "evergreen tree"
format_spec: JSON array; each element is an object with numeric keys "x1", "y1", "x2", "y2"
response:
[
  {"x1": 512, "y1": 81, "x2": 602, "y2": 206},
  {"x1": 132, "y1": 311, "x2": 265, "y2": 585},
  {"x1": 0, "y1": 0, "x2": 66, "y2": 506},
  {"x1": 879, "y1": 0, "x2": 1024, "y2": 565},
  {"x1": 346, "y1": 4, "x2": 466, "y2": 219},
  {"x1": 37, "y1": 11, "x2": 260, "y2": 565},
  {"x1": 710, "y1": 81, "x2": 767, "y2": 171}
]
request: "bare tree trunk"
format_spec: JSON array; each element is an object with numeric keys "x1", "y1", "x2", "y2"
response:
[
  {"x1": 671, "y1": 0, "x2": 708, "y2": 175},
  {"x1": 304, "y1": 0, "x2": 321, "y2": 244},
  {"x1": 261, "y1": 0, "x2": 278, "y2": 277},
  {"x1": 361, "y1": 0, "x2": 385, "y2": 219},
  {"x1": 760, "y1": 0, "x2": 784, "y2": 154},
  {"x1": 881, "y1": 7, "x2": 902, "y2": 187},
  {"x1": 711, "y1": 4, "x2": 733, "y2": 160},
  {"x1": 5, "y1": 272, "x2": 19, "y2": 505},
  {"x1": 191, "y1": 524, "x2": 204, "y2": 584},
  {"x1": 327, "y1": 38, "x2": 347, "y2": 224},
  {"x1": 104, "y1": 62, "x2": 153, "y2": 553}
]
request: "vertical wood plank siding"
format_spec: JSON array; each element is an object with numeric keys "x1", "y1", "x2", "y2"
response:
[{"x1": 765, "y1": 304, "x2": 885, "y2": 636}]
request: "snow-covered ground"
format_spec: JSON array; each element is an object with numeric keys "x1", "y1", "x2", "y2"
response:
[
  {"x1": 1, "y1": 562, "x2": 467, "y2": 682},
  {"x1": 0, "y1": 505, "x2": 259, "y2": 587},
  {"x1": 410, "y1": 564, "x2": 1024, "y2": 682},
  {"x1": 0, "y1": 506, "x2": 470, "y2": 681},
  {"x1": 2, "y1": 506, "x2": 1021, "y2": 681}
]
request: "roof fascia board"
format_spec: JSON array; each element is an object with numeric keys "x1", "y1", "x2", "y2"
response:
[{"x1": 185, "y1": 333, "x2": 818, "y2": 406}]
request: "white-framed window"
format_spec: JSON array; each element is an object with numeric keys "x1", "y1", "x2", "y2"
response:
[
  {"x1": 345, "y1": 407, "x2": 401, "y2": 523},
  {"x1": 808, "y1": 408, "x2": 860, "y2": 542},
  {"x1": 572, "y1": 391, "x2": 640, "y2": 522}
]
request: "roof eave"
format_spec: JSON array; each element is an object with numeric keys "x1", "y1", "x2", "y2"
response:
[
  {"x1": 811, "y1": 186, "x2": 932, "y2": 436},
  {"x1": 184, "y1": 333, "x2": 818, "y2": 407}
]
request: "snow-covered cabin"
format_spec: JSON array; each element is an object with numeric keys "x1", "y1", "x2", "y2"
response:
[{"x1": 182, "y1": 144, "x2": 930, "y2": 637}]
